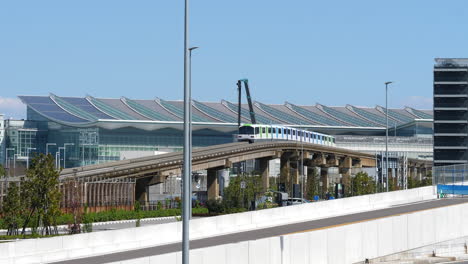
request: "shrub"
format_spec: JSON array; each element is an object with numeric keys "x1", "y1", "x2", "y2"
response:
[{"x1": 206, "y1": 199, "x2": 225, "y2": 214}]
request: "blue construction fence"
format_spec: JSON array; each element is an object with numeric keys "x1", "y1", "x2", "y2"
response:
[
  {"x1": 434, "y1": 164, "x2": 468, "y2": 197},
  {"x1": 437, "y1": 184, "x2": 468, "y2": 197}
]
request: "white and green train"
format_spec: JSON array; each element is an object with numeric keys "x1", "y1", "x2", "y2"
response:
[{"x1": 237, "y1": 124, "x2": 335, "y2": 146}]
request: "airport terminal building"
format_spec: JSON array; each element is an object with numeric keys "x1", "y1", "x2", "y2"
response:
[{"x1": 0, "y1": 94, "x2": 433, "y2": 172}]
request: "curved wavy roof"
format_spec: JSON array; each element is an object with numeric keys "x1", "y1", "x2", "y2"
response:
[{"x1": 18, "y1": 95, "x2": 433, "y2": 129}]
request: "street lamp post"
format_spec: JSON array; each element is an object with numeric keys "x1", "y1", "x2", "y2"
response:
[
  {"x1": 46, "y1": 143, "x2": 56, "y2": 156},
  {"x1": 26, "y1": 147, "x2": 37, "y2": 169},
  {"x1": 182, "y1": 0, "x2": 191, "y2": 262},
  {"x1": 188, "y1": 46, "x2": 198, "y2": 219},
  {"x1": 63, "y1": 143, "x2": 75, "y2": 169},
  {"x1": 299, "y1": 125, "x2": 304, "y2": 203},
  {"x1": 385, "y1": 81, "x2": 393, "y2": 192}
]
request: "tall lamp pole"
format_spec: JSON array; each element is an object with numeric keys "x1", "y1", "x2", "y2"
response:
[
  {"x1": 385, "y1": 81, "x2": 393, "y2": 192},
  {"x1": 182, "y1": 0, "x2": 191, "y2": 262},
  {"x1": 188, "y1": 46, "x2": 198, "y2": 219}
]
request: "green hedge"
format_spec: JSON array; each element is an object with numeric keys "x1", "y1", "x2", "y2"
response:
[{"x1": 0, "y1": 208, "x2": 209, "y2": 229}]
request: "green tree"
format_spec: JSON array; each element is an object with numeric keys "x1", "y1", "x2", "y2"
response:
[
  {"x1": 2, "y1": 182, "x2": 24, "y2": 235},
  {"x1": 351, "y1": 172, "x2": 376, "y2": 196},
  {"x1": 224, "y1": 173, "x2": 263, "y2": 210},
  {"x1": 1, "y1": 165, "x2": 25, "y2": 236},
  {"x1": 421, "y1": 170, "x2": 433, "y2": 186},
  {"x1": 21, "y1": 154, "x2": 62, "y2": 235},
  {"x1": 306, "y1": 167, "x2": 320, "y2": 200},
  {"x1": 407, "y1": 175, "x2": 421, "y2": 189},
  {"x1": 134, "y1": 201, "x2": 142, "y2": 227}
]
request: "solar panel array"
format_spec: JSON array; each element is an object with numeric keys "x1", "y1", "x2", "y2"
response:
[
  {"x1": 60, "y1": 97, "x2": 114, "y2": 119},
  {"x1": 19, "y1": 96, "x2": 89, "y2": 123},
  {"x1": 157, "y1": 99, "x2": 211, "y2": 122},
  {"x1": 286, "y1": 103, "x2": 343, "y2": 126},
  {"x1": 407, "y1": 107, "x2": 433, "y2": 119},
  {"x1": 222, "y1": 100, "x2": 275, "y2": 124},
  {"x1": 123, "y1": 98, "x2": 176, "y2": 121},
  {"x1": 87, "y1": 96, "x2": 137, "y2": 120},
  {"x1": 347, "y1": 105, "x2": 389, "y2": 126},
  {"x1": 255, "y1": 102, "x2": 314, "y2": 125},
  {"x1": 377, "y1": 106, "x2": 414, "y2": 124},
  {"x1": 51, "y1": 94, "x2": 100, "y2": 121},
  {"x1": 318, "y1": 104, "x2": 377, "y2": 127},
  {"x1": 19, "y1": 95, "x2": 433, "y2": 127},
  {"x1": 192, "y1": 100, "x2": 238, "y2": 123}
]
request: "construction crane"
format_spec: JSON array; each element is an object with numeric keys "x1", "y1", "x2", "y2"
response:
[{"x1": 237, "y1": 79, "x2": 257, "y2": 128}]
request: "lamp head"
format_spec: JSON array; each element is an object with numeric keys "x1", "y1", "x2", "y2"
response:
[{"x1": 385, "y1": 81, "x2": 393, "y2": 85}]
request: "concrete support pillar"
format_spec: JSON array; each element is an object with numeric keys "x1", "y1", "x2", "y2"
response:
[
  {"x1": 409, "y1": 167, "x2": 416, "y2": 179},
  {"x1": 280, "y1": 155, "x2": 291, "y2": 191},
  {"x1": 320, "y1": 167, "x2": 328, "y2": 195},
  {"x1": 339, "y1": 157, "x2": 352, "y2": 189},
  {"x1": 258, "y1": 157, "x2": 270, "y2": 192},
  {"x1": 417, "y1": 167, "x2": 422, "y2": 181},
  {"x1": 292, "y1": 161, "x2": 300, "y2": 185},
  {"x1": 207, "y1": 167, "x2": 223, "y2": 200},
  {"x1": 135, "y1": 177, "x2": 151, "y2": 206}
]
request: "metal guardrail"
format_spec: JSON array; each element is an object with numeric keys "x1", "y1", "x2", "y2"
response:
[{"x1": 335, "y1": 135, "x2": 433, "y2": 145}]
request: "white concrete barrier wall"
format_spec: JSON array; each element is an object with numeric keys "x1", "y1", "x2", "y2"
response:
[
  {"x1": 0, "y1": 186, "x2": 436, "y2": 264},
  {"x1": 111, "y1": 202, "x2": 468, "y2": 264}
]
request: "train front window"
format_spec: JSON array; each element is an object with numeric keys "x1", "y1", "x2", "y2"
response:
[{"x1": 239, "y1": 126, "x2": 254, "y2": 135}]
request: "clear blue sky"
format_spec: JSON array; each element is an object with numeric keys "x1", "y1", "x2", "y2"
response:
[{"x1": 1, "y1": 1, "x2": 467, "y2": 118}]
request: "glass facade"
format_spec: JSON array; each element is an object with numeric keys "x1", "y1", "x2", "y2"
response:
[
  {"x1": 6, "y1": 128, "x2": 37, "y2": 158},
  {"x1": 6, "y1": 119, "x2": 235, "y2": 168}
]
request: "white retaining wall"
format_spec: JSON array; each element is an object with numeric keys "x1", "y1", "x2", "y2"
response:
[
  {"x1": 0, "y1": 186, "x2": 436, "y2": 264},
  {"x1": 111, "y1": 201, "x2": 468, "y2": 264}
]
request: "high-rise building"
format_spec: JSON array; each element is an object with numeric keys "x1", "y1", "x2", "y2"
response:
[{"x1": 434, "y1": 58, "x2": 468, "y2": 166}]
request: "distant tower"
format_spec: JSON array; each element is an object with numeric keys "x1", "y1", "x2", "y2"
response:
[{"x1": 433, "y1": 58, "x2": 468, "y2": 166}]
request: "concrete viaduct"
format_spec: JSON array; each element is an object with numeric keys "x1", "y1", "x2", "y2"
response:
[{"x1": 58, "y1": 141, "x2": 430, "y2": 203}]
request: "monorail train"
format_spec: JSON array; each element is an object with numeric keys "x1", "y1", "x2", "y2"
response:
[{"x1": 237, "y1": 124, "x2": 335, "y2": 146}]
